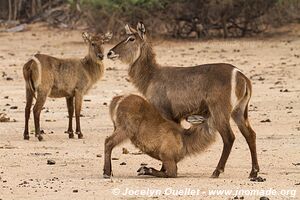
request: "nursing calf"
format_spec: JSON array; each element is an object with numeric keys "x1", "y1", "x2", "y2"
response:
[{"x1": 103, "y1": 94, "x2": 216, "y2": 178}]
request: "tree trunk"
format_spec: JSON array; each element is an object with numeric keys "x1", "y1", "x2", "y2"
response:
[
  {"x1": 31, "y1": 0, "x2": 36, "y2": 17},
  {"x1": 13, "y1": 0, "x2": 18, "y2": 20},
  {"x1": 8, "y1": 0, "x2": 12, "y2": 20},
  {"x1": 48, "y1": 0, "x2": 52, "y2": 9},
  {"x1": 18, "y1": 0, "x2": 23, "y2": 19},
  {"x1": 37, "y1": 0, "x2": 42, "y2": 13}
]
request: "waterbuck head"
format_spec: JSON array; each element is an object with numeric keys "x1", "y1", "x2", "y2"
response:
[
  {"x1": 82, "y1": 32, "x2": 112, "y2": 61},
  {"x1": 107, "y1": 22, "x2": 146, "y2": 64}
]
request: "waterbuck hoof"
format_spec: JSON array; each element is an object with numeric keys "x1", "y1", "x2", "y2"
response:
[
  {"x1": 65, "y1": 130, "x2": 74, "y2": 139},
  {"x1": 103, "y1": 174, "x2": 111, "y2": 179},
  {"x1": 249, "y1": 170, "x2": 258, "y2": 178},
  {"x1": 137, "y1": 166, "x2": 149, "y2": 176},
  {"x1": 77, "y1": 133, "x2": 83, "y2": 139},
  {"x1": 210, "y1": 170, "x2": 220, "y2": 178},
  {"x1": 37, "y1": 135, "x2": 43, "y2": 141},
  {"x1": 24, "y1": 135, "x2": 30, "y2": 140}
]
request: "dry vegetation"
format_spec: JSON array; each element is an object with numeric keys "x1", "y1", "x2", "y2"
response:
[{"x1": 1, "y1": 0, "x2": 300, "y2": 38}]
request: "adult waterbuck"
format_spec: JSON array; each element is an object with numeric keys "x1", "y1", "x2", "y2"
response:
[
  {"x1": 107, "y1": 22, "x2": 259, "y2": 178},
  {"x1": 23, "y1": 32, "x2": 112, "y2": 141},
  {"x1": 103, "y1": 94, "x2": 216, "y2": 178}
]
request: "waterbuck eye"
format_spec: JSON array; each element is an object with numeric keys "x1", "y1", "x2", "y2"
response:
[
  {"x1": 129, "y1": 37, "x2": 135, "y2": 42},
  {"x1": 91, "y1": 43, "x2": 96, "y2": 47}
]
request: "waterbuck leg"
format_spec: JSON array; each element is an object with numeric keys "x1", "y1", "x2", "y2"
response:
[
  {"x1": 103, "y1": 129, "x2": 128, "y2": 178},
  {"x1": 138, "y1": 160, "x2": 177, "y2": 178},
  {"x1": 33, "y1": 92, "x2": 47, "y2": 141},
  {"x1": 211, "y1": 113, "x2": 235, "y2": 178},
  {"x1": 232, "y1": 107, "x2": 259, "y2": 178},
  {"x1": 66, "y1": 97, "x2": 74, "y2": 139},
  {"x1": 24, "y1": 89, "x2": 34, "y2": 140},
  {"x1": 74, "y1": 91, "x2": 83, "y2": 139},
  {"x1": 160, "y1": 164, "x2": 166, "y2": 172}
]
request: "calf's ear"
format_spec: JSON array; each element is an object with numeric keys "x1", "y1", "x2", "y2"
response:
[
  {"x1": 136, "y1": 22, "x2": 146, "y2": 40},
  {"x1": 82, "y1": 32, "x2": 91, "y2": 43},
  {"x1": 103, "y1": 32, "x2": 113, "y2": 42},
  {"x1": 125, "y1": 24, "x2": 136, "y2": 35}
]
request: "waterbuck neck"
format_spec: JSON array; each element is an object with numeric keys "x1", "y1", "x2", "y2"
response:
[
  {"x1": 129, "y1": 43, "x2": 159, "y2": 94},
  {"x1": 82, "y1": 55, "x2": 104, "y2": 83}
]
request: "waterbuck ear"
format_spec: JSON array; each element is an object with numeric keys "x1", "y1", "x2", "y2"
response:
[
  {"x1": 82, "y1": 32, "x2": 91, "y2": 43},
  {"x1": 136, "y1": 22, "x2": 146, "y2": 40},
  {"x1": 103, "y1": 32, "x2": 113, "y2": 42},
  {"x1": 125, "y1": 24, "x2": 136, "y2": 35}
]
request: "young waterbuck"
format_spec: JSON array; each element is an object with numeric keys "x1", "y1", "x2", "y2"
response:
[
  {"x1": 107, "y1": 22, "x2": 259, "y2": 178},
  {"x1": 23, "y1": 32, "x2": 112, "y2": 141},
  {"x1": 103, "y1": 94, "x2": 216, "y2": 178}
]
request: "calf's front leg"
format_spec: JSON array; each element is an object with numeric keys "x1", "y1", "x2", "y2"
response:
[{"x1": 103, "y1": 129, "x2": 127, "y2": 178}]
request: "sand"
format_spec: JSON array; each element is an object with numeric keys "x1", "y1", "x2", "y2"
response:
[{"x1": 0, "y1": 23, "x2": 299, "y2": 200}]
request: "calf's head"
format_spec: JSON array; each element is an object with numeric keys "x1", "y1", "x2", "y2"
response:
[
  {"x1": 82, "y1": 32, "x2": 112, "y2": 61},
  {"x1": 107, "y1": 22, "x2": 146, "y2": 64}
]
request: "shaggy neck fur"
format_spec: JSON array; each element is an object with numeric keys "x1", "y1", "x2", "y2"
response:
[
  {"x1": 182, "y1": 124, "x2": 216, "y2": 156},
  {"x1": 82, "y1": 55, "x2": 104, "y2": 83},
  {"x1": 129, "y1": 43, "x2": 159, "y2": 94}
]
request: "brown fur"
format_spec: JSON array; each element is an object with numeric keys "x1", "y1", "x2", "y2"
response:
[
  {"x1": 23, "y1": 32, "x2": 112, "y2": 141},
  {"x1": 107, "y1": 22, "x2": 259, "y2": 178},
  {"x1": 103, "y1": 94, "x2": 216, "y2": 178}
]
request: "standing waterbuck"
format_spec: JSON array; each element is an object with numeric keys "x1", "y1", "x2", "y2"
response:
[
  {"x1": 103, "y1": 94, "x2": 216, "y2": 178},
  {"x1": 107, "y1": 22, "x2": 259, "y2": 178},
  {"x1": 23, "y1": 32, "x2": 112, "y2": 141}
]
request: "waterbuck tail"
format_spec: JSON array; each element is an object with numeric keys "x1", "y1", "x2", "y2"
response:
[{"x1": 23, "y1": 55, "x2": 42, "y2": 99}]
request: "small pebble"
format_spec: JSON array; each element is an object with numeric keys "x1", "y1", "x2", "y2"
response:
[
  {"x1": 122, "y1": 148, "x2": 129, "y2": 154},
  {"x1": 260, "y1": 119, "x2": 271, "y2": 123},
  {"x1": 47, "y1": 160, "x2": 56, "y2": 165},
  {"x1": 260, "y1": 197, "x2": 269, "y2": 200},
  {"x1": 280, "y1": 89, "x2": 289, "y2": 92}
]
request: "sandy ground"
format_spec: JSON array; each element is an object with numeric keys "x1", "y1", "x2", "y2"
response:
[{"x1": 0, "y1": 23, "x2": 299, "y2": 200}]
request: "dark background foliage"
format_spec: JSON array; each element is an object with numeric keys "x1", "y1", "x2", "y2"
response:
[{"x1": 0, "y1": 0, "x2": 299, "y2": 38}]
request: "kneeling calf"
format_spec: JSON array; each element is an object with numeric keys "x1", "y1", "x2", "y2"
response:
[{"x1": 103, "y1": 94, "x2": 216, "y2": 178}]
